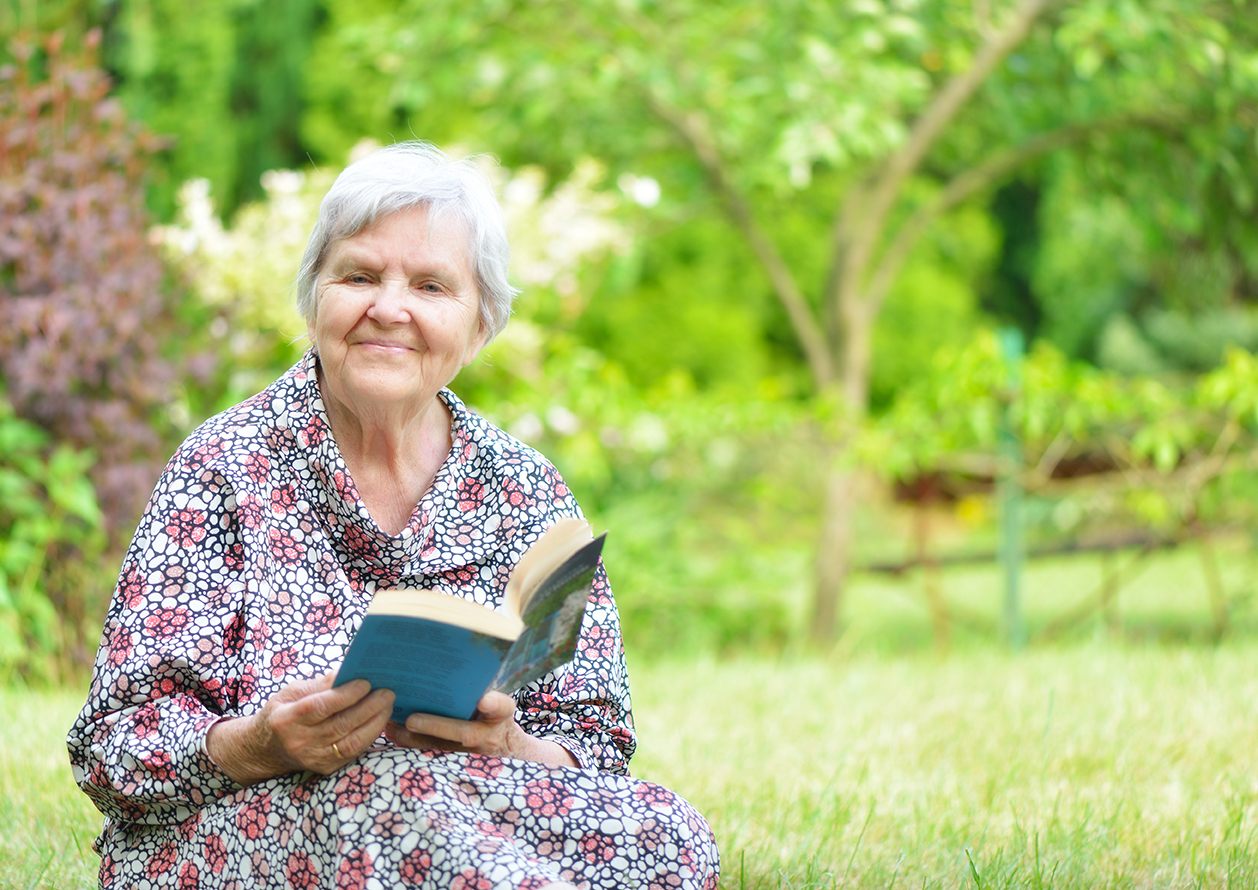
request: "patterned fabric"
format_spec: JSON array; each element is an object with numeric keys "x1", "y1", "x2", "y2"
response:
[{"x1": 68, "y1": 350, "x2": 719, "y2": 889}]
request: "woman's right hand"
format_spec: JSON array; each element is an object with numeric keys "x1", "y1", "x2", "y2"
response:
[{"x1": 206, "y1": 673, "x2": 395, "y2": 786}]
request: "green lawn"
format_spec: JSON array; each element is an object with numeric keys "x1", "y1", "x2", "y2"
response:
[
  {"x1": 631, "y1": 646, "x2": 1258, "y2": 889},
  {"x1": 4, "y1": 642, "x2": 1256, "y2": 889}
]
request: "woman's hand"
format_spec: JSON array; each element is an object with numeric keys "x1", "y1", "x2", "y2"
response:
[
  {"x1": 383, "y1": 691, "x2": 578, "y2": 768},
  {"x1": 207, "y1": 673, "x2": 395, "y2": 786}
]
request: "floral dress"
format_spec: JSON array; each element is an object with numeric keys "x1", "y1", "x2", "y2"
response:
[{"x1": 67, "y1": 351, "x2": 719, "y2": 890}]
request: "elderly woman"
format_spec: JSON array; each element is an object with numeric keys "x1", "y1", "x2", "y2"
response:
[{"x1": 68, "y1": 142, "x2": 719, "y2": 890}]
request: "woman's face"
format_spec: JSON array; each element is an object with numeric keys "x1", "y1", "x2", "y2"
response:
[{"x1": 311, "y1": 205, "x2": 486, "y2": 422}]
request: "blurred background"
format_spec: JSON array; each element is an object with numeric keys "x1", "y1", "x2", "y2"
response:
[{"x1": 2, "y1": 0, "x2": 1258, "y2": 684}]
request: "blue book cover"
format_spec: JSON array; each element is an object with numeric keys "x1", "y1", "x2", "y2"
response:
[
  {"x1": 336, "y1": 615, "x2": 515, "y2": 721},
  {"x1": 335, "y1": 526, "x2": 606, "y2": 721}
]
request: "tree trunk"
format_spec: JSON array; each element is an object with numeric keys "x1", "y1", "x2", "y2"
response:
[
  {"x1": 811, "y1": 455, "x2": 859, "y2": 642},
  {"x1": 809, "y1": 275, "x2": 878, "y2": 641}
]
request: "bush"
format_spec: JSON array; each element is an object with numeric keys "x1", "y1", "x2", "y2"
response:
[
  {"x1": 0, "y1": 392, "x2": 105, "y2": 682},
  {"x1": 0, "y1": 31, "x2": 201, "y2": 536}
]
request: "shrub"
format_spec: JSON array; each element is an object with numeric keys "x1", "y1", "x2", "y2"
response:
[
  {"x1": 0, "y1": 391, "x2": 105, "y2": 682},
  {"x1": 0, "y1": 30, "x2": 199, "y2": 536}
]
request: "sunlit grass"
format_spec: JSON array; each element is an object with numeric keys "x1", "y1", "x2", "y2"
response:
[
  {"x1": 632, "y1": 645, "x2": 1258, "y2": 889},
  {"x1": 840, "y1": 534, "x2": 1258, "y2": 653},
  {"x1": 0, "y1": 688, "x2": 100, "y2": 889},
  {"x1": 4, "y1": 545, "x2": 1258, "y2": 889}
]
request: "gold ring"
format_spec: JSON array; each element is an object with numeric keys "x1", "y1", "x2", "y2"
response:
[{"x1": 332, "y1": 741, "x2": 342, "y2": 759}]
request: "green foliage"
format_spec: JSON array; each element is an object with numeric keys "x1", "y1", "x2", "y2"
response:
[
  {"x1": 0, "y1": 0, "x2": 101, "y2": 46},
  {"x1": 299, "y1": 0, "x2": 404, "y2": 170},
  {"x1": 153, "y1": 170, "x2": 323, "y2": 414},
  {"x1": 577, "y1": 215, "x2": 780, "y2": 393},
  {"x1": 1031, "y1": 166, "x2": 1150, "y2": 359},
  {"x1": 105, "y1": 0, "x2": 321, "y2": 218},
  {"x1": 1019, "y1": 1, "x2": 1258, "y2": 359},
  {"x1": 862, "y1": 329, "x2": 1258, "y2": 550},
  {"x1": 460, "y1": 338, "x2": 815, "y2": 655},
  {"x1": 12, "y1": 0, "x2": 1258, "y2": 652},
  {"x1": 301, "y1": 0, "x2": 936, "y2": 190},
  {"x1": 0, "y1": 395, "x2": 105, "y2": 683},
  {"x1": 871, "y1": 191, "x2": 999, "y2": 407},
  {"x1": 0, "y1": 31, "x2": 196, "y2": 535}
]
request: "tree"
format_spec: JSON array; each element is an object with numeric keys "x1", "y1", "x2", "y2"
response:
[
  {"x1": 300, "y1": 0, "x2": 1258, "y2": 640},
  {"x1": 97, "y1": 0, "x2": 321, "y2": 218}
]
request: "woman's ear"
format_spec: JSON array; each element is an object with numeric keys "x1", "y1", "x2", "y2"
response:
[{"x1": 463, "y1": 322, "x2": 490, "y2": 368}]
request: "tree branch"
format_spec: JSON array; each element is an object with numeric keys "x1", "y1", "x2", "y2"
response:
[
  {"x1": 862, "y1": 111, "x2": 1186, "y2": 315},
  {"x1": 572, "y1": 1, "x2": 837, "y2": 388},
  {"x1": 638, "y1": 93, "x2": 836, "y2": 387},
  {"x1": 831, "y1": 0, "x2": 1059, "y2": 315},
  {"x1": 822, "y1": 179, "x2": 871, "y2": 352}
]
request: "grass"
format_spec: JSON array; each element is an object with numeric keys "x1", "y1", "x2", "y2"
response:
[
  {"x1": 630, "y1": 646, "x2": 1258, "y2": 889},
  {"x1": 6, "y1": 645, "x2": 1257, "y2": 890},
  {"x1": 835, "y1": 535, "x2": 1258, "y2": 654},
  {"x1": 0, "y1": 688, "x2": 102, "y2": 889},
  {"x1": 4, "y1": 543, "x2": 1258, "y2": 889}
]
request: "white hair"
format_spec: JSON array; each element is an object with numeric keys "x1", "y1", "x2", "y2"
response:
[{"x1": 296, "y1": 141, "x2": 518, "y2": 341}]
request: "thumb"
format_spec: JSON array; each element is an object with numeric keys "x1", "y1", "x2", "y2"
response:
[{"x1": 475, "y1": 691, "x2": 517, "y2": 722}]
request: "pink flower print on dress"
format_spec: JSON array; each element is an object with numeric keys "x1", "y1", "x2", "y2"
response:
[
  {"x1": 177, "y1": 861, "x2": 199, "y2": 890},
  {"x1": 235, "y1": 793, "x2": 272, "y2": 840},
  {"x1": 203, "y1": 835, "x2": 228, "y2": 874},
  {"x1": 523, "y1": 778, "x2": 575, "y2": 817},
  {"x1": 303, "y1": 598, "x2": 341, "y2": 633},
  {"x1": 270, "y1": 484, "x2": 298, "y2": 516},
  {"x1": 398, "y1": 767, "x2": 438, "y2": 801},
  {"x1": 398, "y1": 849, "x2": 431, "y2": 886},
  {"x1": 120, "y1": 564, "x2": 146, "y2": 608},
  {"x1": 457, "y1": 478, "x2": 484, "y2": 511},
  {"x1": 145, "y1": 843, "x2": 177, "y2": 879},
  {"x1": 241, "y1": 452, "x2": 271, "y2": 483},
  {"x1": 144, "y1": 606, "x2": 190, "y2": 638},
  {"x1": 268, "y1": 528, "x2": 305, "y2": 563},
  {"x1": 167, "y1": 510, "x2": 209, "y2": 548},
  {"x1": 106, "y1": 626, "x2": 134, "y2": 666},
  {"x1": 450, "y1": 868, "x2": 494, "y2": 890},
  {"x1": 633, "y1": 784, "x2": 677, "y2": 812},
  {"x1": 286, "y1": 852, "x2": 318, "y2": 887},
  {"x1": 334, "y1": 766, "x2": 377, "y2": 808},
  {"x1": 334, "y1": 848, "x2": 373, "y2": 890}
]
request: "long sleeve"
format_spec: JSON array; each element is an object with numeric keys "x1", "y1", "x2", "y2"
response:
[
  {"x1": 67, "y1": 448, "x2": 248, "y2": 826},
  {"x1": 515, "y1": 563, "x2": 636, "y2": 773}
]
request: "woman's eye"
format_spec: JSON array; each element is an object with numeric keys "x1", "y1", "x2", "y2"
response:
[{"x1": 348, "y1": 274, "x2": 371, "y2": 284}]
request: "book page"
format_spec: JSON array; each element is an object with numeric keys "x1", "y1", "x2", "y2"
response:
[
  {"x1": 493, "y1": 534, "x2": 605, "y2": 694},
  {"x1": 368, "y1": 588, "x2": 521, "y2": 640},
  {"x1": 504, "y1": 518, "x2": 593, "y2": 617}
]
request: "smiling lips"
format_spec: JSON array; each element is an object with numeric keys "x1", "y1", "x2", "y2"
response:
[{"x1": 354, "y1": 338, "x2": 418, "y2": 353}]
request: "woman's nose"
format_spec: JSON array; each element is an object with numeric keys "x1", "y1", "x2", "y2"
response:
[{"x1": 366, "y1": 280, "x2": 410, "y2": 324}]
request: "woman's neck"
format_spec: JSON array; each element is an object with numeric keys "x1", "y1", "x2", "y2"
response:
[{"x1": 319, "y1": 368, "x2": 453, "y2": 535}]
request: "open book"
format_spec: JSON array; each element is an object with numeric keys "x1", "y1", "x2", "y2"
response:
[{"x1": 334, "y1": 518, "x2": 607, "y2": 721}]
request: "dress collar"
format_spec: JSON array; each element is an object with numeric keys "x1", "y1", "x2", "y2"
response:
[{"x1": 290, "y1": 349, "x2": 509, "y2": 581}]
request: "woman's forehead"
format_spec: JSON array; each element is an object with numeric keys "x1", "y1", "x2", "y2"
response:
[{"x1": 325, "y1": 206, "x2": 474, "y2": 268}]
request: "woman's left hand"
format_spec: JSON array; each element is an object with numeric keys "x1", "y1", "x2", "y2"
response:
[{"x1": 383, "y1": 691, "x2": 577, "y2": 768}]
